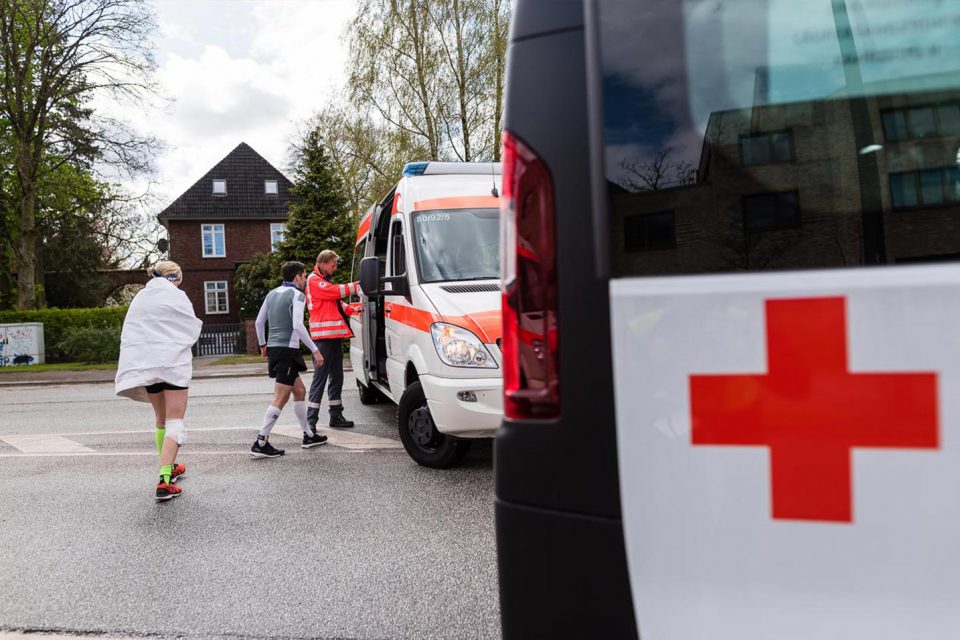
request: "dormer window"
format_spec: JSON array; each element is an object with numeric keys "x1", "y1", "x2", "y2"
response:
[
  {"x1": 264, "y1": 180, "x2": 278, "y2": 195},
  {"x1": 212, "y1": 179, "x2": 227, "y2": 195}
]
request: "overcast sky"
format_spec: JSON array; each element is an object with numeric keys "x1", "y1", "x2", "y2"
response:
[{"x1": 123, "y1": 0, "x2": 355, "y2": 213}]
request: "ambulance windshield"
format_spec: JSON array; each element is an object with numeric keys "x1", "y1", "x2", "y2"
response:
[{"x1": 412, "y1": 208, "x2": 500, "y2": 283}]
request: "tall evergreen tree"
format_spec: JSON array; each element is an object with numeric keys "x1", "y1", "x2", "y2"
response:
[{"x1": 281, "y1": 128, "x2": 355, "y2": 278}]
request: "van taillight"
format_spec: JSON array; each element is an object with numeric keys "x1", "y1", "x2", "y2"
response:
[{"x1": 500, "y1": 131, "x2": 560, "y2": 420}]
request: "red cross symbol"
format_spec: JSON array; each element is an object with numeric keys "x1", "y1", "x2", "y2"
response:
[{"x1": 689, "y1": 297, "x2": 938, "y2": 523}]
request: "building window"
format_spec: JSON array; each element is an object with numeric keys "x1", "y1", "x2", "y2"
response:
[
  {"x1": 204, "y1": 281, "x2": 229, "y2": 315},
  {"x1": 739, "y1": 130, "x2": 794, "y2": 166},
  {"x1": 202, "y1": 223, "x2": 226, "y2": 257},
  {"x1": 624, "y1": 211, "x2": 675, "y2": 251},
  {"x1": 890, "y1": 167, "x2": 960, "y2": 209},
  {"x1": 882, "y1": 102, "x2": 960, "y2": 142},
  {"x1": 212, "y1": 179, "x2": 227, "y2": 195},
  {"x1": 743, "y1": 191, "x2": 800, "y2": 233},
  {"x1": 270, "y1": 223, "x2": 286, "y2": 252},
  {"x1": 264, "y1": 180, "x2": 278, "y2": 195}
]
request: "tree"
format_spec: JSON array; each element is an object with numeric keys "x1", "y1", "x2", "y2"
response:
[
  {"x1": 281, "y1": 128, "x2": 355, "y2": 273},
  {"x1": 234, "y1": 251, "x2": 284, "y2": 319},
  {"x1": 346, "y1": 0, "x2": 509, "y2": 163},
  {"x1": 307, "y1": 100, "x2": 430, "y2": 219},
  {"x1": 0, "y1": 0, "x2": 159, "y2": 309}
]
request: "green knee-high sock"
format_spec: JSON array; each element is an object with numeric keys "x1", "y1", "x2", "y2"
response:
[
  {"x1": 160, "y1": 464, "x2": 173, "y2": 484},
  {"x1": 155, "y1": 427, "x2": 166, "y2": 454}
]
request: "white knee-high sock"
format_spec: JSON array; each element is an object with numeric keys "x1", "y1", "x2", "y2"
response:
[
  {"x1": 259, "y1": 406, "x2": 282, "y2": 439},
  {"x1": 293, "y1": 401, "x2": 310, "y2": 435}
]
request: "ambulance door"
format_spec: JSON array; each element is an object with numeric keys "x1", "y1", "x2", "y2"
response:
[{"x1": 384, "y1": 215, "x2": 411, "y2": 400}]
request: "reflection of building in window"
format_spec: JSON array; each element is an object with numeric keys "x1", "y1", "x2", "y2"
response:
[
  {"x1": 743, "y1": 192, "x2": 799, "y2": 232},
  {"x1": 882, "y1": 103, "x2": 960, "y2": 142},
  {"x1": 890, "y1": 168, "x2": 960, "y2": 209},
  {"x1": 740, "y1": 131, "x2": 794, "y2": 166},
  {"x1": 204, "y1": 281, "x2": 229, "y2": 314},
  {"x1": 624, "y1": 211, "x2": 675, "y2": 251},
  {"x1": 609, "y1": 85, "x2": 960, "y2": 276}
]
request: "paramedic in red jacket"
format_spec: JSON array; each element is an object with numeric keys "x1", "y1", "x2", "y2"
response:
[{"x1": 305, "y1": 249, "x2": 360, "y2": 430}]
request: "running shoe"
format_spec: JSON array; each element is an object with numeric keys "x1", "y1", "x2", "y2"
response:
[
  {"x1": 170, "y1": 463, "x2": 186, "y2": 482},
  {"x1": 250, "y1": 438, "x2": 285, "y2": 458},
  {"x1": 155, "y1": 479, "x2": 183, "y2": 501},
  {"x1": 302, "y1": 432, "x2": 328, "y2": 449}
]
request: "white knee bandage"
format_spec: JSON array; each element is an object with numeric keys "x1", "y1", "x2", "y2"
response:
[{"x1": 165, "y1": 419, "x2": 187, "y2": 445}]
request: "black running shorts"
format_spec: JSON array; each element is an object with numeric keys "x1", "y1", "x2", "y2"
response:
[
  {"x1": 267, "y1": 347, "x2": 307, "y2": 386},
  {"x1": 145, "y1": 382, "x2": 188, "y2": 394}
]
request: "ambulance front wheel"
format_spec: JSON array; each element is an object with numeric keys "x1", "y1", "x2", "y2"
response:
[
  {"x1": 357, "y1": 380, "x2": 382, "y2": 405},
  {"x1": 397, "y1": 381, "x2": 471, "y2": 468}
]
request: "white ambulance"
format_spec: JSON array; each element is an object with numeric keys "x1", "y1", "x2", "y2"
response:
[
  {"x1": 497, "y1": 0, "x2": 960, "y2": 638},
  {"x1": 351, "y1": 162, "x2": 503, "y2": 468}
]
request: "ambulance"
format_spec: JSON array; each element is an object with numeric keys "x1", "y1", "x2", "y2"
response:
[
  {"x1": 497, "y1": 0, "x2": 960, "y2": 638},
  {"x1": 351, "y1": 162, "x2": 502, "y2": 468}
]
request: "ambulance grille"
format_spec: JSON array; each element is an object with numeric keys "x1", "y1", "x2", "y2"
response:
[{"x1": 440, "y1": 283, "x2": 501, "y2": 294}]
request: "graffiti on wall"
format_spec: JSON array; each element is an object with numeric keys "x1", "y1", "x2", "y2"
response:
[{"x1": 0, "y1": 325, "x2": 38, "y2": 367}]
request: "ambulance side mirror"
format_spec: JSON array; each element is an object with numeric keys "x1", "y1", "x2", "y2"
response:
[{"x1": 359, "y1": 257, "x2": 380, "y2": 296}]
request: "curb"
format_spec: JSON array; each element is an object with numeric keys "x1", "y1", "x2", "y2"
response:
[{"x1": 0, "y1": 366, "x2": 353, "y2": 388}]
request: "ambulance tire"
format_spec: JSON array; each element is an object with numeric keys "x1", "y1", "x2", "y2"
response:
[
  {"x1": 397, "y1": 381, "x2": 471, "y2": 468},
  {"x1": 357, "y1": 380, "x2": 382, "y2": 405}
]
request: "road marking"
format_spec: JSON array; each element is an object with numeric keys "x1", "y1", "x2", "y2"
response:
[
  {"x1": 0, "y1": 434, "x2": 94, "y2": 454},
  {"x1": 271, "y1": 424, "x2": 404, "y2": 450}
]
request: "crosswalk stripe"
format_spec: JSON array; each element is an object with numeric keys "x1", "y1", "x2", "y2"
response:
[
  {"x1": 270, "y1": 424, "x2": 404, "y2": 450},
  {"x1": 0, "y1": 434, "x2": 94, "y2": 454}
]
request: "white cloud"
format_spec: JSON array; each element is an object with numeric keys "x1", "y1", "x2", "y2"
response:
[{"x1": 118, "y1": 0, "x2": 354, "y2": 212}]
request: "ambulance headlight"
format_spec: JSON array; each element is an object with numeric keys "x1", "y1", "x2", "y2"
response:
[{"x1": 430, "y1": 323, "x2": 498, "y2": 368}]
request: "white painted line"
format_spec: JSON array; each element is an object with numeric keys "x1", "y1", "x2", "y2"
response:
[
  {"x1": 0, "y1": 434, "x2": 94, "y2": 454},
  {"x1": 271, "y1": 424, "x2": 404, "y2": 450}
]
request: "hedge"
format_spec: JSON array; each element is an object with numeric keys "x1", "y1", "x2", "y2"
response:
[{"x1": 0, "y1": 307, "x2": 128, "y2": 363}]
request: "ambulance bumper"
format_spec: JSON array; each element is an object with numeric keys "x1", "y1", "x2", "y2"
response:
[{"x1": 419, "y1": 374, "x2": 503, "y2": 438}]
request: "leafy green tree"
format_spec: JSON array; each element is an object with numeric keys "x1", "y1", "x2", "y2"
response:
[
  {"x1": 281, "y1": 128, "x2": 355, "y2": 276},
  {"x1": 234, "y1": 251, "x2": 285, "y2": 319},
  {"x1": 0, "y1": 0, "x2": 159, "y2": 309}
]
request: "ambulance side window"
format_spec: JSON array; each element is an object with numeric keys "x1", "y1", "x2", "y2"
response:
[
  {"x1": 389, "y1": 220, "x2": 406, "y2": 277},
  {"x1": 349, "y1": 241, "x2": 364, "y2": 302},
  {"x1": 596, "y1": 0, "x2": 960, "y2": 276}
]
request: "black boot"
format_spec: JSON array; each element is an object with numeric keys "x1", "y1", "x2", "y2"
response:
[{"x1": 329, "y1": 409, "x2": 354, "y2": 429}]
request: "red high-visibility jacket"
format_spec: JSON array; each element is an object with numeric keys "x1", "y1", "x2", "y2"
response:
[{"x1": 305, "y1": 266, "x2": 359, "y2": 341}]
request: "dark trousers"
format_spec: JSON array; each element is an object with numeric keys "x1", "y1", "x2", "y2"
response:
[{"x1": 307, "y1": 339, "x2": 344, "y2": 428}]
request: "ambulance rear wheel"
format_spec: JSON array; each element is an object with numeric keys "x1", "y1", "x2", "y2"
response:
[
  {"x1": 397, "y1": 381, "x2": 471, "y2": 468},
  {"x1": 357, "y1": 380, "x2": 381, "y2": 405}
]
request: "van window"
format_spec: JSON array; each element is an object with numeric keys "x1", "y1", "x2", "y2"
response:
[
  {"x1": 389, "y1": 219, "x2": 406, "y2": 276},
  {"x1": 598, "y1": 0, "x2": 960, "y2": 276},
  {"x1": 412, "y1": 208, "x2": 500, "y2": 283}
]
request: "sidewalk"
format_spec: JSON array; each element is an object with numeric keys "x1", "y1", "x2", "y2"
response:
[{"x1": 0, "y1": 356, "x2": 351, "y2": 388}]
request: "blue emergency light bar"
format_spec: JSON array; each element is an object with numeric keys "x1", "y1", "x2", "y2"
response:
[{"x1": 402, "y1": 162, "x2": 430, "y2": 176}]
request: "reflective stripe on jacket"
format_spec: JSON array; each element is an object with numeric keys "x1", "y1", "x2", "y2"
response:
[{"x1": 306, "y1": 267, "x2": 359, "y2": 340}]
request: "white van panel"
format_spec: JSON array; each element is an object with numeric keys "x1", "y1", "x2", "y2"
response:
[{"x1": 610, "y1": 265, "x2": 960, "y2": 639}]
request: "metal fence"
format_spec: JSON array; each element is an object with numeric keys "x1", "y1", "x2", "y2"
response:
[{"x1": 192, "y1": 323, "x2": 246, "y2": 357}]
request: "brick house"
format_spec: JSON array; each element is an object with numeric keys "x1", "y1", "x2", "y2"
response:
[{"x1": 157, "y1": 142, "x2": 297, "y2": 325}]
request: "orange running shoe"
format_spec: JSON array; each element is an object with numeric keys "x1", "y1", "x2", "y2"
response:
[
  {"x1": 170, "y1": 463, "x2": 185, "y2": 483},
  {"x1": 155, "y1": 479, "x2": 183, "y2": 501}
]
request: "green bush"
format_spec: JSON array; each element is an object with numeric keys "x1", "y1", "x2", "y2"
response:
[
  {"x1": 55, "y1": 324, "x2": 122, "y2": 363},
  {"x1": 0, "y1": 307, "x2": 127, "y2": 362}
]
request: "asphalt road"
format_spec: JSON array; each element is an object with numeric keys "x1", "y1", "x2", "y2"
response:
[{"x1": 0, "y1": 373, "x2": 499, "y2": 640}]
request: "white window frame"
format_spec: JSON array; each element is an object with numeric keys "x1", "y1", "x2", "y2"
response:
[
  {"x1": 204, "y1": 281, "x2": 229, "y2": 315},
  {"x1": 201, "y1": 223, "x2": 226, "y2": 258},
  {"x1": 212, "y1": 179, "x2": 227, "y2": 195},
  {"x1": 270, "y1": 223, "x2": 287, "y2": 252},
  {"x1": 264, "y1": 179, "x2": 278, "y2": 195}
]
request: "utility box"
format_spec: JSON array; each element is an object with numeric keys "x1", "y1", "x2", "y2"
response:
[{"x1": 0, "y1": 322, "x2": 45, "y2": 366}]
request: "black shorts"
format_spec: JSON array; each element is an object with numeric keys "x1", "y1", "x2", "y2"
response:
[
  {"x1": 267, "y1": 347, "x2": 307, "y2": 386},
  {"x1": 145, "y1": 382, "x2": 188, "y2": 394}
]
